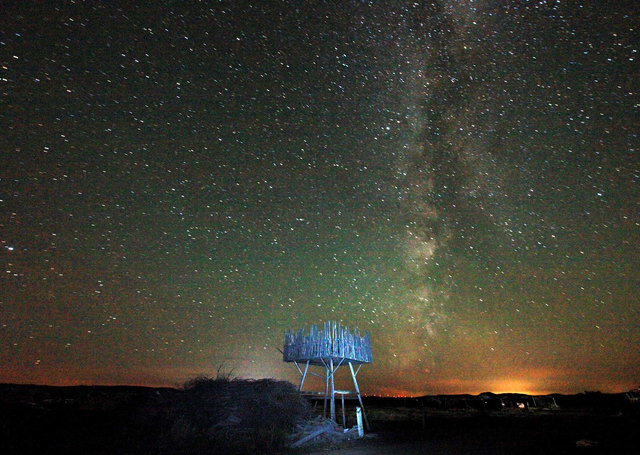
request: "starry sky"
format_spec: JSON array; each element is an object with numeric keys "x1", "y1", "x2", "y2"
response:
[{"x1": 1, "y1": 1, "x2": 638, "y2": 396}]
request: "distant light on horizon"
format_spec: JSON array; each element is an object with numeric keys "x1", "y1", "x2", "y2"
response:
[{"x1": 484, "y1": 379, "x2": 541, "y2": 396}]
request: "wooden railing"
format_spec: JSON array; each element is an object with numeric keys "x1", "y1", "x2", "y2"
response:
[{"x1": 283, "y1": 321, "x2": 372, "y2": 364}]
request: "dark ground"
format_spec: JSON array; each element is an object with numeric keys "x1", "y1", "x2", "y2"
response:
[
  {"x1": 318, "y1": 411, "x2": 638, "y2": 455},
  {"x1": 1, "y1": 384, "x2": 637, "y2": 454}
]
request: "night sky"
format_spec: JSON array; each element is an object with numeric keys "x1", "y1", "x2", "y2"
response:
[{"x1": 2, "y1": 1, "x2": 638, "y2": 396}]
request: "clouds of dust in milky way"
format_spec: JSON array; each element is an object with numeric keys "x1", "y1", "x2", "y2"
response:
[{"x1": 387, "y1": 0, "x2": 508, "y2": 367}]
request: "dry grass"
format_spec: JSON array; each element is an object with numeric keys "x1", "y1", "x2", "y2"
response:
[{"x1": 163, "y1": 376, "x2": 310, "y2": 454}]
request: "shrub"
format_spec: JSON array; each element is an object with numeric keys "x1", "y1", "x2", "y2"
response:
[{"x1": 163, "y1": 377, "x2": 310, "y2": 454}]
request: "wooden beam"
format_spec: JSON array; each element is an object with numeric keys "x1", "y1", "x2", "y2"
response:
[{"x1": 349, "y1": 361, "x2": 370, "y2": 431}]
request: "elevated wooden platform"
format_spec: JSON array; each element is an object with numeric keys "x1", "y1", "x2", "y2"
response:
[
  {"x1": 283, "y1": 322, "x2": 372, "y2": 431},
  {"x1": 283, "y1": 321, "x2": 373, "y2": 366}
]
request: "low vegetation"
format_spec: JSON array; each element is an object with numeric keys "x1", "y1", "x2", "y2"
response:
[{"x1": 163, "y1": 376, "x2": 311, "y2": 454}]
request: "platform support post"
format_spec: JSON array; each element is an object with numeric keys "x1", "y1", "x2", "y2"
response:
[
  {"x1": 329, "y1": 357, "x2": 336, "y2": 422},
  {"x1": 349, "y1": 361, "x2": 370, "y2": 431}
]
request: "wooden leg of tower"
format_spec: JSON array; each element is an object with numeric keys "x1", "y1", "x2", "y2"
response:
[
  {"x1": 329, "y1": 357, "x2": 336, "y2": 422},
  {"x1": 349, "y1": 361, "x2": 370, "y2": 431},
  {"x1": 323, "y1": 361, "x2": 329, "y2": 418},
  {"x1": 298, "y1": 360, "x2": 310, "y2": 392}
]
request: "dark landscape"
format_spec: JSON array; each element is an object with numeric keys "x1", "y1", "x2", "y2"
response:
[{"x1": 1, "y1": 380, "x2": 638, "y2": 455}]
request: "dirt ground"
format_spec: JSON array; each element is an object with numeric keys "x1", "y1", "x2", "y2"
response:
[
  {"x1": 301, "y1": 410, "x2": 638, "y2": 455},
  {"x1": 1, "y1": 384, "x2": 637, "y2": 454}
]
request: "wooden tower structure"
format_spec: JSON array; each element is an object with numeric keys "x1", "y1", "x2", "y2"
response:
[{"x1": 283, "y1": 321, "x2": 372, "y2": 430}]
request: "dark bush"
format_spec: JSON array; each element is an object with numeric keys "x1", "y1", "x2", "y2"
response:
[{"x1": 163, "y1": 377, "x2": 310, "y2": 454}]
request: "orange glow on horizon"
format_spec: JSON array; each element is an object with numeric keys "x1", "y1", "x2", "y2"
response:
[{"x1": 482, "y1": 379, "x2": 542, "y2": 396}]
